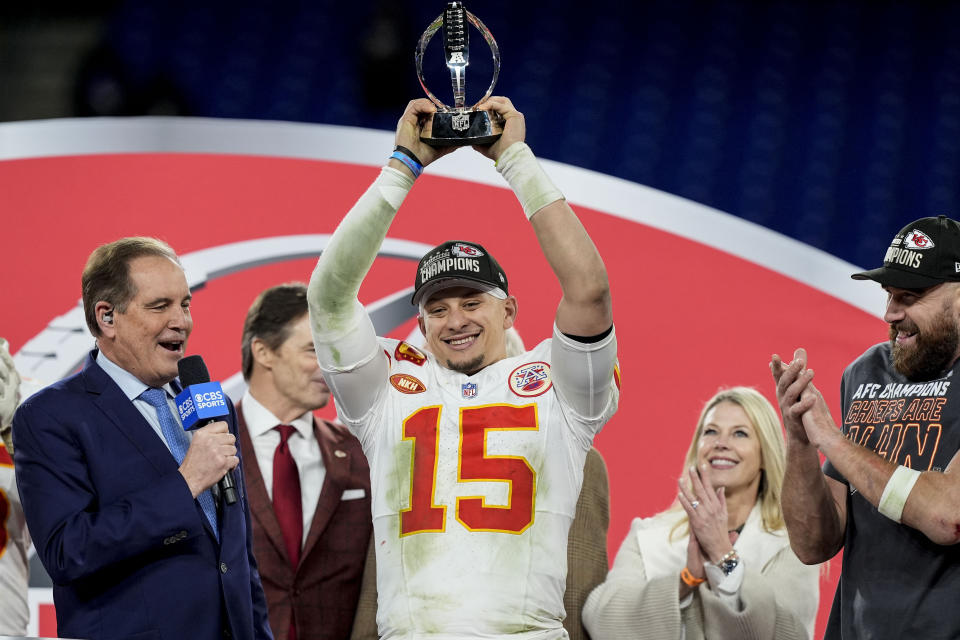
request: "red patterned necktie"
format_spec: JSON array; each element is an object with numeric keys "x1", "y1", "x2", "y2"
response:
[{"x1": 273, "y1": 424, "x2": 302, "y2": 640}]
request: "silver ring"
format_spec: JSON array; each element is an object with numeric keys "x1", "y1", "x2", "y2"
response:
[{"x1": 691, "y1": 500, "x2": 700, "y2": 509}]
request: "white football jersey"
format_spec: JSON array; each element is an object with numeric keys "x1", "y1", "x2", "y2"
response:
[
  {"x1": 0, "y1": 445, "x2": 30, "y2": 637},
  {"x1": 334, "y1": 327, "x2": 619, "y2": 639}
]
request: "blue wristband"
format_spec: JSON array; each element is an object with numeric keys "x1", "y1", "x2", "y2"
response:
[{"x1": 390, "y1": 150, "x2": 423, "y2": 179}]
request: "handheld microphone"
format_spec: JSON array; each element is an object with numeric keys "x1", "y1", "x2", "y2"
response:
[{"x1": 176, "y1": 355, "x2": 238, "y2": 505}]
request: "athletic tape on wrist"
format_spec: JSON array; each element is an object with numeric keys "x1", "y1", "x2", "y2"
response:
[
  {"x1": 496, "y1": 142, "x2": 564, "y2": 220},
  {"x1": 378, "y1": 166, "x2": 415, "y2": 207},
  {"x1": 877, "y1": 465, "x2": 921, "y2": 522}
]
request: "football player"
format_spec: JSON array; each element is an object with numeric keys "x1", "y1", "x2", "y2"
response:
[{"x1": 309, "y1": 96, "x2": 619, "y2": 639}]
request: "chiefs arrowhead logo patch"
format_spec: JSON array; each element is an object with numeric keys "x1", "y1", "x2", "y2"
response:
[
  {"x1": 451, "y1": 242, "x2": 484, "y2": 258},
  {"x1": 395, "y1": 342, "x2": 427, "y2": 366},
  {"x1": 903, "y1": 229, "x2": 935, "y2": 250},
  {"x1": 390, "y1": 373, "x2": 426, "y2": 394}
]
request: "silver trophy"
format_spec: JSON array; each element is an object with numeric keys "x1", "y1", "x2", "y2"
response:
[{"x1": 416, "y1": 2, "x2": 503, "y2": 146}]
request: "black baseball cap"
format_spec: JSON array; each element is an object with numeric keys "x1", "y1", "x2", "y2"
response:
[
  {"x1": 411, "y1": 240, "x2": 509, "y2": 306},
  {"x1": 852, "y1": 215, "x2": 960, "y2": 289}
]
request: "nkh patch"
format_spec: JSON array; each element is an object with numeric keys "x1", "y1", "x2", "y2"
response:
[
  {"x1": 613, "y1": 361, "x2": 621, "y2": 390},
  {"x1": 395, "y1": 341, "x2": 427, "y2": 366},
  {"x1": 508, "y1": 362, "x2": 552, "y2": 397},
  {"x1": 390, "y1": 374, "x2": 426, "y2": 394},
  {"x1": 462, "y1": 382, "x2": 478, "y2": 398}
]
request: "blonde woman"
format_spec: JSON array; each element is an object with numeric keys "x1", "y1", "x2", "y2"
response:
[{"x1": 583, "y1": 387, "x2": 819, "y2": 640}]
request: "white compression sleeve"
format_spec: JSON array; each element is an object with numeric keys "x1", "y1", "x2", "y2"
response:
[
  {"x1": 308, "y1": 165, "x2": 413, "y2": 370},
  {"x1": 549, "y1": 324, "x2": 618, "y2": 427}
]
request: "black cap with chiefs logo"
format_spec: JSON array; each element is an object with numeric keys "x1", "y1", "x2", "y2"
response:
[
  {"x1": 852, "y1": 215, "x2": 960, "y2": 289},
  {"x1": 412, "y1": 240, "x2": 509, "y2": 306}
]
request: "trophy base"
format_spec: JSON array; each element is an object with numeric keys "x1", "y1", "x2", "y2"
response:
[{"x1": 420, "y1": 110, "x2": 504, "y2": 147}]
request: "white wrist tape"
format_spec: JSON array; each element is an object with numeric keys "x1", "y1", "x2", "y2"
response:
[
  {"x1": 376, "y1": 166, "x2": 416, "y2": 209},
  {"x1": 877, "y1": 465, "x2": 921, "y2": 522},
  {"x1": 308, "y1": 166, "x2": 413, "y2": 341},
  {"x1": 496, "y1": 142, "x2": 564, "y2": 220}
]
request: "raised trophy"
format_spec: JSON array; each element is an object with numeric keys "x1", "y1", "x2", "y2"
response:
[{"x1": 416, "y1": 2, "x2": 503, "y2": 146}]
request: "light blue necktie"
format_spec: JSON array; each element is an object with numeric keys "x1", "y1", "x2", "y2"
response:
[{"x1": 140, "y1": 387, "x2": 219, "y2": 540}]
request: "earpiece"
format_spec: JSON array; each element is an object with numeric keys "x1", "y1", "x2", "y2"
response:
[{"x1": 102, "y1": 312, "x2": 114, "y2": 325}]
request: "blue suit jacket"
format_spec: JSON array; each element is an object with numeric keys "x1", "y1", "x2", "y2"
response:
[{"x1": 13, "y1": 350, "x2": 273, "y2": 640}]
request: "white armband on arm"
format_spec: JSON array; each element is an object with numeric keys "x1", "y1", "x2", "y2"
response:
[
  {"x1": 878, "y1": 465, "x2": 921, "y2": 522},
  {"x1": 496, "y1": 142, "x2": 564, "y2": 220}
]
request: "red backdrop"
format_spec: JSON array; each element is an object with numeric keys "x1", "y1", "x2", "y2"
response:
[{"x1": 1, "y1": 132, "x2": 886, "y2": 637}]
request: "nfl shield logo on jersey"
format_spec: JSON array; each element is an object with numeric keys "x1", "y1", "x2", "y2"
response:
[{"x1": 462, "y1": 382, "x2": 478, "y2": 399}]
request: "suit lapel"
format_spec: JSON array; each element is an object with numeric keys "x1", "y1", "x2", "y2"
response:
[
  {"x1": 237, "y1": 401, "x2": 292, "y2": 563},
  {"x1": 82, "y1": 354, "x2": 179, "y2": 476},
  {"x1": 301, "y1": 418, "x2": 352, "y2": 560}
]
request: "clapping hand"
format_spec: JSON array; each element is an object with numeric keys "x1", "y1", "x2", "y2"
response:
[
  {"x1": 678, "y1": 464, "x2": 735, "y2": 567},
  {"x1": 772, "y1": 347, "x2": 839, "y2": 449}
]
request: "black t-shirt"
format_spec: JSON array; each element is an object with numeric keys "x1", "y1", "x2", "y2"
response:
[{"x1": 823, "y1": 342, "x2": 960, "y2": 639}]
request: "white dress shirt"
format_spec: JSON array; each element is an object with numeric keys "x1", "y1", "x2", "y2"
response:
[
  {"x1": 96, "y1": 350, "x2": 189, "y2": 451},
  {"x1": 241, "y1": 391, "x2": 324, "y2": 544}
]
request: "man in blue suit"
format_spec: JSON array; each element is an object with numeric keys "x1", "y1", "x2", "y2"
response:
[{"x1": 13, "y1": 237, "x2": 273, "y2": 640}]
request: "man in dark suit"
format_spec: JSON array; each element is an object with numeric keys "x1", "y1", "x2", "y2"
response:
[
  {"x1": 13, "y1": 237, "x2": 272, "y2": 640},
  {"x1": 238, "y1": 283, "x2": 371, "y2": 640}
]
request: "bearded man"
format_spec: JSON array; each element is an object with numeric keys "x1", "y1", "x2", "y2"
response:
[{"x1": 772, "y1": 215, "x2": 960, "y2": 639}]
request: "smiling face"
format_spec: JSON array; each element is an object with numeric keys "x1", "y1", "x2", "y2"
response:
[
  {"x1": 257, "y1": 314, "x2": 330, "y2": 416},
  {"x1": 98, "y1": 255, "x2": 193, "y2": 387},
  {"x1": 696, "y1": 401, "x2": 763, "y2": 499},
  {"x1": 884, "y1": 283, "x2": 960, "y2": 381},
  {"x1": 418, "y1": 286, "x2": 517, "y2": 375}
]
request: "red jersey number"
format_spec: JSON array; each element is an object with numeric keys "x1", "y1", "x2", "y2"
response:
[{"x1": 400, "y1": 404, "x2": 538, "y2": 536}]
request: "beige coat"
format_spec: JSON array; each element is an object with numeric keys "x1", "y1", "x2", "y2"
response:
[{"x1": 582, "y1": 504, "x2": 819, "y2": 640}]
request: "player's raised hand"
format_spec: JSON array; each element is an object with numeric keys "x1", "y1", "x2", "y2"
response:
[
  {"x1": 473, "y1": 96, "x2": 526, "y2": 162},
  {"x1": 679, "y1": 465, "x2": 733, "y2": 564},
  {"x1": 393, "y1": 98, "x2": 459, "y2": 174}
]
